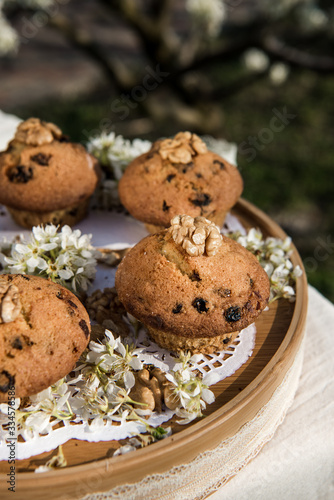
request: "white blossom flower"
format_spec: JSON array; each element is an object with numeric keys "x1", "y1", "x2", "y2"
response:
[
  {"x1": 89, "y1": 416, "x2": 107, "y2": 431},
  {"x1": 0, "y1": 398, "x2": 20, "y2": 415},
  {"x1": 269, "y1": 62, "x2": 290, "y2": 86},
  {"x1": 87, "y1": 132, "x2": 151, "y2": 181},
  {"x1": 229, "y1": 229, "x2": 302, "y2": 302},
  {"x1": 124, "y1": 371, "x2": 135, "y2": 391},
  {"x1": 201, "y1": 388, "x2": 215, "y2": 405},
  {"x1": 164, "y1": 351, "x2": 217, "y2": 424},
  {"x1": 201, "y1": 136, "x2": 238, "y2": 166},
  {"x1": 186, "y1": 0, "x2": 225, "y2": 38},
  {"x1": 114, "y1": 444, "x2": 138, "y2": 456},
  {"x1": 298, "y1": 4, "x2": 328, "y2": 32},
  {"x1": 0, "y1": 13, "x2": 19, "y2": 57},
  {"x1": 243, "y1": 48, "x2": 270, "y2": 73},
  {"x1": 0, "y1": 224, "x2": 99, "y2": 294},
  {"x1": 23, "y1": 411, "x2": 54, "y2": 437},
  {"x1": 87, "y1": 132, "x2": 151, "y2": 209},
  {"x1": 174, "y1": 407, "x2": 201, "y2": 425},
  {"x1": 202, "y1": 371, "x2": 220, "y2": 387},
  {"x1": 292, "y1": 265, "x2": 303, "y2": 279},
  {"x1": 0, "y1": 329, "x2": 217, "y2": 447},
  {"x1": 13, "y1": 380, "x2": 73, "y2": 440}
]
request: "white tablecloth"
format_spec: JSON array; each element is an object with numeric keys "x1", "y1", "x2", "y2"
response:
[
  {"x1": 0, "y1": 111, "x2": 333, "y2": 499},
  {"x1": 209, "y1": 285, "x2": 334, "y2": 500}
]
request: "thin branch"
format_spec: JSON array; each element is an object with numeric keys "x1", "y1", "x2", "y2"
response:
[
  {"x1": 48, "y1": 14, "x2": 132, "y2": 92},
  {"x1": 261, "y1": 35, "x2": 334, "y2": 73},
  {"x1": 174, "y1": 37, "x2": 258, "y2": 77},
  {"x1": 203, "y1": 70, "x2": 270, "y2": 102},
  {"x1": 99, "y1": 0, "x2": 162, "y2": 65}
]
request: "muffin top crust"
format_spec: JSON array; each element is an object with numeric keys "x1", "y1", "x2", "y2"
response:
[
  {"x1": 115, "y1": 216, "x2": 270, "y2": 339},
  {"x1": 0, "y1": 118, "x2": 100, "y2": 212},
  {"x1": 118, "y1": 132, "x2": 243, "y2": 227}
]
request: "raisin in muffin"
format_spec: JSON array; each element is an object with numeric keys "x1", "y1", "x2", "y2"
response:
[
  {"x1": 118, "y1": 132, "x2": 243, "y2": 233},
  {"x1": 115, "y1": 215, "x2": 270, "y2": 353},
  {"x1": 0, "y1": 274, "x2": 90, "y2": 402},
  {"x1": 0, "y1": 118, "x2": 100, "y2": 229}
]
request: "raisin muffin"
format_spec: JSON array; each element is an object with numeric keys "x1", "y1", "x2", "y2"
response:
[
  {"x1": 115, "y1": 215, "x2": 270, "y2": 353},
  {"x1": 0, "y1": 118, "x2": 100, "y2": 229},
  {"x1": 118, "y1": 132, "x2": 243, "y2": 233},
  {"x1": 0, "y1": 274, "x2": 90, "y2": 402}
]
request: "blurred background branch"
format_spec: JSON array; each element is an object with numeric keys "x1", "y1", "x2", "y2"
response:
[
  {"x1": 2, "y1": 0, "x2": 334, "y2": 131},
  {"x1": 0, "y1": 0, "x2": 333, "y2": 300}
]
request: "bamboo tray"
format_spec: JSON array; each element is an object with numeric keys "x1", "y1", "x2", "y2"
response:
[{"x1": 0, "y1": 199, "x2": 308, "y2": 500}]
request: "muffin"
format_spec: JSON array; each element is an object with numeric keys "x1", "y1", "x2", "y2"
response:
[
  {"x1": 115, "y1": 215, "x2": 270, "y2": 353},
  {"x1": 118, "y1": 132, "x2": 243, "y2": 233},
  {"x1": 0, "y1": 274, "x2": 90, "y2": 402},
  {"x1": 0, "y1": 118, "x2": 101, "y2": 229}
]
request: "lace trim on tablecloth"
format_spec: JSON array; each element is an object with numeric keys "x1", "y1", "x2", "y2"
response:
[{"x1": 79, "y1": 341, "x2": 305, "y2": 500}]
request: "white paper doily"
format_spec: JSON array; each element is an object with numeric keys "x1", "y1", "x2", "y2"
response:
[
  {"x1": 0, "y1": 204, "x2": 256, "y2": 460},
  {"x1": 0, "y1": 321, "x2": 255, "y2": 461},
  {"x1": 133, "y1": 324, "x2": 256, "y2": 379}
]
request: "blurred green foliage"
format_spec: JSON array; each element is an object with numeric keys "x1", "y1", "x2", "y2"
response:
[{"x1": 11, "y1": 70, "x2": 334, "y2": 302}]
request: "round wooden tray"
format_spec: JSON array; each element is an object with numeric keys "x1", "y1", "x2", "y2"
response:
[{"x1": 0, "y1": 199, "x2": 308, "y2": 500}]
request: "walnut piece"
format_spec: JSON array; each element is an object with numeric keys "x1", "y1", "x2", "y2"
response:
[
  {"x1": 97, "y1": 247, "x2": 130, "y2": 267},
  {"x1": 169, "y1": 215, "x2": 222, "y2": 257},
  {"x1": 0, "y1": 281, "x2": 21, "y2": 324},
  {"x1": 84, "y1": 287, "x2": 129, "y2": 337},
  {"x1": 14, "y1": 118, "x2": 62, "y2": 146},
  {"x1": 129, "y1": 367, "x2": 179, "y2": 413},
  {"x1": 151, "y1": 367, "x2": 179, "y2": 411},
  {"x1": 158, "y1": 132, "x2": 207, "y2": 164}
]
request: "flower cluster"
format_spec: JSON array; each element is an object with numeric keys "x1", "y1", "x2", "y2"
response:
[
  {"x1": 0, "y1": 224, "x2": 98, "y2": 294},
  {"x1": 87, "y1": 131, "x2": 151, "y2": 181},
  {"x1": 0, "y1": 0, "x2": 56, "y2": 58},
  {"x1": 0, "y1": 331, "x2": 149, "y2": 445},
  {"x1": 243, "y1": 48, "x2": 290, "y2": 86},
  {"x1": 186, "y1": 0, "x2": 226, "y2": 38},
  {"x1": 74, "y1": 330, "x2": 145, "y2": 425},
  {"x1": 0, "y1": 10, "x2": 19, "y2": 57},
  {"x1": 15, "y1": 379, "x2": 74, "y2": 441},
  {"x1": 166, "y1": 352, "x2": 218, "y2": 424},
  {"x1": 229, "y1": 228, "x2": 302, "y2": 302},
  {"x1": 0, "y1": 329, "x2": 217, "y2": 457},
  {"x1": 74, "y1": 329, "x2": 213, "y2": 426},
  {"x1": 201, "y1": 135, "x2": 238, "y2": 166},
  {"x1": 243, "y1": 48, "x2": 270, "y2": 73},
  {"x1": 87, "y1": 132, "x2": 151, "y2": 209}
]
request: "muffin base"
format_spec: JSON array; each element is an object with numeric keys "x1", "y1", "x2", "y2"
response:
[
  {"x1": 209, "y1": 210, "x2": 228, "y2": 229},
  {"x1": 147, "y1": 326, "x2": 239, "y2": 354},
  {"x1": 6, "y1": 198, "x2": 91, "y2": 229},
  {"x1": 144, "y1": 222, "x2": 166, "y2": 234},
  {"x1": 144, "y1": 210, "x2": 228, "y2": 234}
]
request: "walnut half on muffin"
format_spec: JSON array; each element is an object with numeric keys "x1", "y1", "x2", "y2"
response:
[
  {"x1": 115, "y1": 215, "x2": 270, "y2": 354},
  {"x1": 0, "y1": 118, "x2": 101, "y2": 229},
  {"x1": 118, "y1": 132, "x2": 243, "y2": 233}
]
